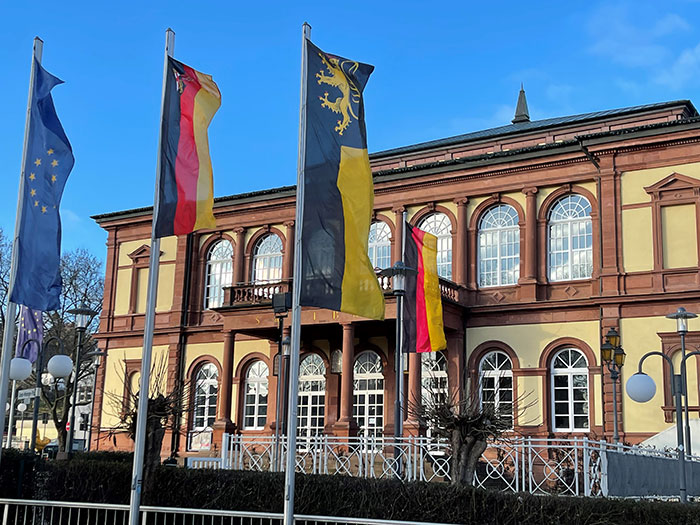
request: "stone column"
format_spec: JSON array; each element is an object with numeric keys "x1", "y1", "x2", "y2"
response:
[
  {"x1": 447, "y1": 331, "x2": 465, "y2": 402},
  {"x1": 283, "y1": 221, "x2": 295, "y2": 280},
  {"x1": 233, "y1": 227, "x2": 246, "y2": 284},
  {"x1": 453, "y1": 197, "x2": 468, "y2": 285},
  {"x1": 333, "y1": 323, "x2": 358, "y2": 436},
  {"x1": 520, "y1": 187, "x2": 538, "y2": 300},
  {"x1": 404, "y1": 352, "x2": 424, "y2": 436},
  {"x1": 392, "y1": 206, "x2": 405, "y2": 264},
  {"x1": 214, "y1": 331, "x2": 236, "y2": 439}
]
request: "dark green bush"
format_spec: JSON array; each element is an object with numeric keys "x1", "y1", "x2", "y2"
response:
[
  {"x1": 0, "y1": 448, "x2": 36, "y2": 499},
  {"x1": 71, "y1": 450, "x2": 134, "y2": 463}
]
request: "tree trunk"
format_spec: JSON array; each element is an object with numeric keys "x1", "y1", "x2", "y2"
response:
[
  {"x1": 464, "y1": 438, "x2": 488, "y2": 486},
  {"x1": 450, "y1": 430, "x2": 488, "y2": 486}
]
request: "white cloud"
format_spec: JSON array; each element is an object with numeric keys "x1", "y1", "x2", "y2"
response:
[
  {"x1": 656, "y1": 42, "x2": 700, "y2": 89},
  {"x1": 61, "y1": 208, "x2": 82, "y2": 226}
]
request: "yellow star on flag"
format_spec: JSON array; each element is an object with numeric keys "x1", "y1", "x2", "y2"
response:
[
  {"x1": 51, "y1": 160, "x2": 58, "y2": 167},
  {"x1": 30, "y1": 189, "x2": 36, "y2": 197},
  {"x1": 34, "y1": 200, "x2": 39, "y2": 207},
  {"x1": 29, "y1": 173, "x2": 36, "y2": 180},
  {"x1": 34, "y1": 158, "x2": 41, "y2": 166},
  {"x1": 41, "y1": 206, "x2": 47, "y2": 213},
  {"x1": 47, "y1": 149, "x2": 54, "y2": 155},
  {"x1": 51, "y1": 175, "x2": 57, "y2": 183}
]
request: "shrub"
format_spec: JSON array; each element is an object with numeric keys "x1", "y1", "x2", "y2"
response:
[{"x1": 0, "y1": 448, "x2": 36, "y2": 499}]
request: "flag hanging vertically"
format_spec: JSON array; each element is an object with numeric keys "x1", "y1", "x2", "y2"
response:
[
  {"x1": 299, "y1": 41, "x2": 384, "y2": 320},
  {"x1": 15, "y1": 306, "x2": 43, "y2": 363},
  {"x1": 403, "y1": 222, "x2": 447, "y2": 353},
  {"x1": 10, "y1": 59, "x2": 74, "y2": 311},
  {"x1": 154, "y1": 57, "x2": 221, "y2": 238}
]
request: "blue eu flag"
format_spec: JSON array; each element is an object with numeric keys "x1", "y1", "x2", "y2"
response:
[{"x1": 9, "y1": 59, "x2": 73, "y2": 311}]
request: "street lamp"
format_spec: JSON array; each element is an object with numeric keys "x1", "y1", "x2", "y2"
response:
[
  {"x1": 84, "y1": 350, "x2": 106, "y2": 451},
  {"x1": 66, "y1": 305, "x2": 98, "y2": 454},
  {"x1": 666, "y1": 307, "x2": 697, "y2": 456},
  {"x1": 601, "y1": 328, "x2": 625, "y2": 443},
  {"x1": 626, "y1": 349, "x2": 700, "y2": 503}
]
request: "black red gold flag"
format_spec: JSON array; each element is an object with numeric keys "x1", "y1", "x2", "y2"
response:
[
  {"x1": 299, "y1": 40, "x2": 384, "y2": 320},
  {"x1": 403, "y1": 222, "x2": 447, "y2": 353},
  {"x1": 154, "y1": 57, "x2": 221, "y2": 238}
]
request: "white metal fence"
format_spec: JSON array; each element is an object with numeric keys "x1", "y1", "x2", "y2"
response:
[{"x1": 207, "y1": 434, "x2": 686, "y2": 497}]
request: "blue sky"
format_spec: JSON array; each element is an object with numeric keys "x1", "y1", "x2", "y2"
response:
[{"x1": 1, "y1": 1, "x2": 700, "y2": 262}]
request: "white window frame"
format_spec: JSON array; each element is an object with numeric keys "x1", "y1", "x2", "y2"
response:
[
  {"x1": 243, "y1": 360, "x2": 269, "y2": 430},
  {"x1": 353, "y1": 351, "x2": 384, "y2": 438},
  {"x1": 204, "y1": 240, "x2": 233, "y2": 309},
  {"x1": 368, "y1": 221, "x2": 392, "y2": 270},
  {"x1": 252, "y1": 234, "x2": 283, "y2": 284},
  {"x1": 478, "y1": 351, "x2": 514, "y2": 428},
  {"x1": 192, "y1": 363, "x2": 219, "y2": 431},
  {"x1": 418, "y1": 213, "x2": 452, "y2": 280},
  {"x1": 551, "y1": 348, "x2": 589, "y2": 433},
  {"x1": 421, "y1": 352, "x2": 449, "y2": 439},
  {"x1": 478, "y1": 205, "x2": 520, "y2": 287},
  {"x1": 547, "y1": 194, "x2": 593, "y2": 282},
  {"x1": 298, "y1": 354, "x2": 326, "y2": 439}
]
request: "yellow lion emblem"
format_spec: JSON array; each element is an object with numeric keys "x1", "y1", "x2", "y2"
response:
[{"x1": 316, "y1": 53, "x2": 361, "y2": 136}]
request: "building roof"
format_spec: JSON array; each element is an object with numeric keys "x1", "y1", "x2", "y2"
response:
[{"x1": 92, "y1": 99, "x2": 699, "y2": 224}]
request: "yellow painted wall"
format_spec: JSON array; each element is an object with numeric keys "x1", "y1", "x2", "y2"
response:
[
  {"x1": 620, "y1": 316, "x2": 700, "y2": 434},
  {"x1": 622, "y1": 162, "x2": 700, "y2": 206},
  {"x1": 622, "y1": 207, "x2": 654, "y2": 272},
  {"x1": 662, "y1": 204, "x2": 698, "y2": 269},
  {"x1": 114, "y1": 269, "x2": 132, "y2": 315},
  {"x1": 135, "y1": 269, "x2": 148, "y2": 313},
  {"x1": 467, "y1": 321, "x2": 601, "y2": 427}
]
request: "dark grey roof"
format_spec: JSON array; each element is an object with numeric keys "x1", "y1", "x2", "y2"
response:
[
  {"x1": 512, "y1": 84, "x2": 530, "y2": 124},
  {"x1": 370, "y1": 100, "x2": 697, "y2": 159}
]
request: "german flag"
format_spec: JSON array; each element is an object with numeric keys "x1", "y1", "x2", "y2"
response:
[
  {"x1": 299, "y1": 40, "x2": 384, "y2": 320},
  {"x1": 155, "y1": 57, "x2": 221, "y2": 238},
  {"x1": 403, "y1": 223, "x2": 447, "y2": 353}
]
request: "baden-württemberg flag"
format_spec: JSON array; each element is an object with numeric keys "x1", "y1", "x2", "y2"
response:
[
  {"x1": 299, "y1": 40, "x2": 385, "y2": 320},
  {"x1": 10, "y1": 59, "x2": 74, "y2": 311},
  {"x1": 403, "y1": 222, "x2": 447, "y2": 353},
  {"x1": 154, "y1": 57, "x2": 221, "y2": 238}
]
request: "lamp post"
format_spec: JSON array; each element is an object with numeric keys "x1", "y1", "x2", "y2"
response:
[
  {"x1": 379, "y1": 260, "x2": 417, "y2": 478},
  {"x1": 666, "y1": 307, "x2": 697, "y2": 456},
  {"x1": 601, "y1": 328, "x2": 625, "y2": 443},
  {"x1": 66, "y1": 305, "x2": 98, "y2": 455},
  {"x1": 84, "y1": 350, "x2": 106, "y2": 451},
  {"x1": 626, "y1": 349, "x2": 700, "y2": 503}
]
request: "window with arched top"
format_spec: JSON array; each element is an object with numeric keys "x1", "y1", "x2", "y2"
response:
[
  {"x1": 368, "y1": 221, "x2": 392, "y2": 270},
  {"x1": 479, "y1": 351, "x2": 513, "y2": 428},
  {"x1": 204, "y1": 240, "x2": 233, "y2": 309},
  {"x1": 421, "y1": 351, "x2": 448, "y2": 408},
  {"x1": 243, "y1": 360, "x2": 269, "y2": 430},
  {"x1": 192, "y1": 363, "x2": 218, "y2": 431},
  {"x1": 298, "y1": 354, "x2": 326, "y2": 438},
  {"x1": 418, "y1": 213, "x2": 452, "y2": 279},
  {"x1": 551, "y1": 348, "x2": 589, "y2": 432},
  {"x1": 353, "y1": 351, "x2": 384, "y2": 437},
  {"x1": 478, "y1": 205, "x2": 520, "y2": 287},
  {"x1": 253, "y1": 234, "x2": 283, "y2": 284},
  {"x1": 548, "y1": 195, "x2": 593, "y2": 282}
]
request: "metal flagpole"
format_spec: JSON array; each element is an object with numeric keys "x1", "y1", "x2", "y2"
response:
[
  {"x1": 393, "y1": 212, "x2": 407, "y2": 476},
  {"x1": 127, "y1": 28, "x2": 174, "y2": 525},
  {"x1": 283, "y1": 21, "x2": 311, "y2": 525},
  {"x1": 6, "y1": 381, "x2": 17, "y2": 448},
  {"x1": 0, "y1": 37, "x2": 43, "y2": 464}
]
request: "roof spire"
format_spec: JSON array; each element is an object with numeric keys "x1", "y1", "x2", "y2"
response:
[{"x1": 512, "y1": 83, "x2": 530, "y2": 124}]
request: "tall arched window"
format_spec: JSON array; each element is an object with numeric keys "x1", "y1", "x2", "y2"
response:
[
  {"x1": 548, "y1": 195, "x2": 593, "y2": 282},
  {"x1": 204, "y1": 240, "x2": 233, "y2": 309},
  {"x1": 418, "y1": 213, "x2": 452, "y2": 280},
  {"x1": 243, "y1": 360, "x2": 269, "y2": 430},
  {"x1": 478, "y1": 205, "x2": 520, "y2": 287},
  {"x1": 368, "y1": 221, "x2": 391, "y2": 270},
  {"x1": 192, "y1": 363, "x2": 218, "y2": 430},
  {"x1": 479, "y1": 351, "x2": 513, "y2": 428},
  {"x1": 298, "y1": 354, "x2": 326, "y2": 438},
  {"x1": 353, "y1": 351, "x2": 384, "y2": 437},
  {"x1": 253, "y1": 234, "x2": 283, "y2": 284},
  {"x1": 551, "y1": 348, "x2": 589, "y2": 432},
  {"x1": 421, "y1": 351, "x2": 448, "y2": 407}
]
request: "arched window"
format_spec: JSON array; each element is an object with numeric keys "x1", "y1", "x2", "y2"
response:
[
  {"x1": 252, "y1": 234, "x2": 283, "y2": 284},
  {"x1": 418, "y1": 213, "x2": 452, "y2": 280},
  {"x1": 421, "y1": 352, "x2": 449, "y2": 438},
  {"x1": 548, "y1": 195, "x2": 593, "y2": 282},
  {"x1": 353, "y1": 351, "x2": 384, "y2": 437},
  {"x1": 478, "y1": 205, "x2": 519, "y2": 287},
  {"x1": 298, "y1": 354, "x2": 326, "y2": 439},
  {"x1": 204, "y1": 240, "x2": 233, "y2": 309},
  {"x1": 192, "y1": 363, "x2": 218, "y2": 431},
  {"x1": 243, "y1": 360, "x2": 269, "y2": 430},
  {"x1": 368, "y1": 221, "x2": 392, "y2": 270},
  {"x1": 479, "y1": 351, "x2": 513, "y2": 428},
  {"x1": 551, "y1": 348, "x2": 589, "y2": 432}
]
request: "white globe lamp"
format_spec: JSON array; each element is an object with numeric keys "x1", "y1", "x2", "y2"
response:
[
  {"x1": 47, "y1": 354, "x2": 73, "y2": 379},
  {"x1": 626, "y1": 372, "x2": 656, "y2": 403},
  {"x1": 9, "y1": 357, "x2": 32, "y2": 381}
]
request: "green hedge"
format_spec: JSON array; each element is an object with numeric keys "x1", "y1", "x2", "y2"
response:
[
  {"x1": 2, "y1": 451, "x2": 700, "y2": 524},
  {"x1": 0, "y1": 449, "x2": 35, "y2": 499}
]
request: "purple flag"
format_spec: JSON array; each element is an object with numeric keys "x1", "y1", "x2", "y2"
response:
[{"x1": 15, "y1": 306, "x2": 43, "y2": 363}]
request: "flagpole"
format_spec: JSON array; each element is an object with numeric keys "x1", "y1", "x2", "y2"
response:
[
  {"x1": 5, "y1": 381, "x2": 17, "y2": 447},
  {"x1": 283, "y1": 21, "x2": 311, "y2": 525},
  {"x1": 127, "y1": 28, "x2": 174, "y2": 525},
  {"x1": 0, "y1": 37, "x2": 43, "y2": 464},
  {"x1": 393, "y1": 211, "x2": 407, "y2": 476}
]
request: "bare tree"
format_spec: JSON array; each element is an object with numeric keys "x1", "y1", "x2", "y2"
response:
[{"x1": 0, "y1": 227, "x2": 13, "y2": 343}]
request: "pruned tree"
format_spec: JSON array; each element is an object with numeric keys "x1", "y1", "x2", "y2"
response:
[
  {"x1": 0, "y1": 227, "x2": 13, "y2": 343},
  {"x1": 103, "y1": 354, "x2": 190, "y2": 475}
]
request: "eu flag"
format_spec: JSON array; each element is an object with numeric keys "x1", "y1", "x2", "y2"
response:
[
  {"x1": 15, "y1": 306, "x2": 43, "y2": 363},
  {"x1": 9, "y1": 59, "x2": 73, "y2": 311}
]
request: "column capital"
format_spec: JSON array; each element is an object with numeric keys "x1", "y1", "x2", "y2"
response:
[
  {"x1": 341, "y1": 322, "x2": 354, "y2": 331},
  {"x1": 522, "y1": 186, "x2": 538, "y2": 196},
  {"x1": 283, "y1": 220, "x2": 295, "y2": 228},
  {"x1": 392, "y1": 205, "x2": 406, "y2": 214},
  {"x1": 233, "y1": 226, "x2": 246, "y2": 235},
  {"x1": 453, "y1": 197, "x2": 469, "y2": 206}
]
